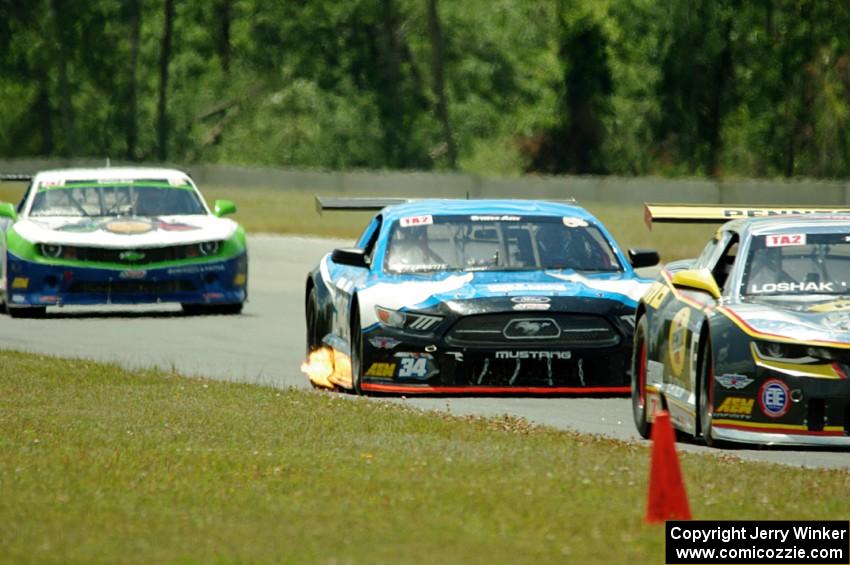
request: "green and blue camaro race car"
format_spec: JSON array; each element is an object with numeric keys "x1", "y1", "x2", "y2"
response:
[
  {"x1": 634, "y1": 204, "x2": 850, "y2": 447},
  {"x1": 0, "y1": 167, "x2": 247, "y2": 317}
]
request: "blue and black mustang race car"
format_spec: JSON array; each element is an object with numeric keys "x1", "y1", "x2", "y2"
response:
[
  {"x1": 303, "y1": 197, "x2": 659, "y2": 394},
  {"x1": 0, "y1": 167, "x2": 247, "y2": 317},
  {"x1": 634, "y1": 204, "x2": 850, "y2": 447}
]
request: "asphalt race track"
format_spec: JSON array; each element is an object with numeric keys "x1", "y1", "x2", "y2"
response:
[{"x1": 1, "y1": 235, "x2": 847, "y2": 470}]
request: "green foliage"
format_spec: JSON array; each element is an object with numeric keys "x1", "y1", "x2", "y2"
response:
[{"x1": 2, "y1": 0, "x2": 850, "y2": 178}]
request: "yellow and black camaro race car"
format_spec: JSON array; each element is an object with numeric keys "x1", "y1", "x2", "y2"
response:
[{"x1": 633, "y1": 204, "x2": 850, "y2": 447}]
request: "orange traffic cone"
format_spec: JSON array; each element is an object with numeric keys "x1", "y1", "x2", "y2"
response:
[{"x1": 645, "y1": 410, "x2": 692, "y2": 523}]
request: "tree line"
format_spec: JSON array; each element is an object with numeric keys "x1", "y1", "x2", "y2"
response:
[{"x1": 1, "y1": 0, "x2": 849, "y2": 179}]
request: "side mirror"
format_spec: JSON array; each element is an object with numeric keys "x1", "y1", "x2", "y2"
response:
[
  {"x1": 213, "y1": 199, "x2": 237, "y2": 217},
  {"x1": 628, "y1": 248, "x2": 660, "y2": 269},
  {"x1": 332, "y1": 248, "x2": 369, "y2": 269},
  {"x1": 671, "y1": 269, "x2": 721, "y2": 299},
  {"x1": 0, "y1": 202, "x2": 17, "y2": 221}
]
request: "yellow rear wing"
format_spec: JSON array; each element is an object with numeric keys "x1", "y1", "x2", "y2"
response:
[{"x1": 643, "y1": 203, "x2": 850, "y2": 230}]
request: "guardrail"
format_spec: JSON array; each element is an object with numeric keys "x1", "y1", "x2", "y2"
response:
[{"x1": 1, "y1": 158, "x2": 848, "y2": 205}]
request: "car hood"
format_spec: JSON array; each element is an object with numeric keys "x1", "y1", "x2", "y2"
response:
[
  {"x1": 725, "y1": 296, "x2": 850, "y2": 343},
  {"x1": 12, "y1": 215, "x2": 238, "y2": 248},
  {"x1": 357, "y1": 269, "x2": 651, "y2": 328}
]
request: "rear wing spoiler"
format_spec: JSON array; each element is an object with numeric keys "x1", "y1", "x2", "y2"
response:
[
  {"x1": 0, "y1": 174, "x2": 32, "y2": 182},
  {"x1": 315, "y1": 196, "x2": 412, "y2": 215},
  {"x1": 315, "y1": 195, "x2": 578, "y2": 215},
  {"x1": 644, "y1": 203, "x2": 850, "y2": 229}
]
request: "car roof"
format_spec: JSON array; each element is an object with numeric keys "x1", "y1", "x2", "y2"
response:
[
  {"x1": 725, "y1": 214, "x2": 850, "y2": 237},
  {"x1": 380, "y1": 199, "x2": 597, "y2": 222},
  {"x1": 32, "y1": 167, "x2": 192, "y2": 183}
]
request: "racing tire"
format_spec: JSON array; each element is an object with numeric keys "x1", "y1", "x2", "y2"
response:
[
  {"x1": 181, "y1": 303, "x2": 243, "y2": 316},
  {"x1": 306, "y1": 287, "x2": 321, "y2": 354},
  {"x1": 698, "y1": 338, "x2": 719, "y2": 448},
  {"x1": 631, "y1": 315, "x2": 652, "y2": 439},
  {"x1": 350, "y1": 304, "x2": 364, "y2": 395},
  {"x1": 8, "y1": 306, "x2": 46, "y2": 319}
]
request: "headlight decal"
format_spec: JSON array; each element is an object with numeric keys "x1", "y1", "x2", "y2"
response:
[{"x1": 375, "y1": 306, "x2": 442, "y2": 331}]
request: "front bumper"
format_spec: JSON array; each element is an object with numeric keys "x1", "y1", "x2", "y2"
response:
[
  {"x1": 359, "y1": 328, "x2": 631, "y2": 395},
  {"x1": 4, "y1": 252, "x2": 247, "y2": 307},
  {"x1": 711, "y1": 367, "x2": 850, "y2": 446}
]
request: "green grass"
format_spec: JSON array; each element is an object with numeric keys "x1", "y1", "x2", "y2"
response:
[
  {"x1": 2, "y1": 350, "x2": 849, "y2": 563},
  {"x1": 0, "y1": 181, "x2": 735, "y2": 259}
]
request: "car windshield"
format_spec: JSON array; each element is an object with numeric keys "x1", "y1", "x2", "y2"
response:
[
  {"x1": 384, "y1": 214, "x2": 622, "y2": 274},
  {"x1": 28, "y1": 181, "x2": 206, "y2": 217},
  {"x1": 741, "y1": 232, "x2": 850, "y2": 296}
]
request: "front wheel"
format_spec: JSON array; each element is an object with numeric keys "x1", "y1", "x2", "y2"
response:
[
  {"x1": 631, "y1": 315, "x2": 652, "y2": 439},
  {"x1": 182, "y1": 303, "x2": 243, "y2": 316},
  {"x1": 8, "y1": 306, "x2": 46, "y2": 318},
  {"x1": 306, "y1": 287, "x2": 321, "y2": 354},
  {"x1": 350, "y1": 305, "x2": 364, "y2": 395},
  {"x1": 698, "y1": 339, "x2": 718, "y2": 447}
]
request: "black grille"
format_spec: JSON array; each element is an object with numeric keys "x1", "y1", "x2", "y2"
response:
[
  {"x1": 51, "y1": 244, "x2": 207, "y2": 264},
  {"x1": 68, "y1": 280, "x2": 196, "y2": 294},
  {"x1": 446, "y1": 350, "x2": 629, "y2": 387},
  {"x1": 445, "y1": 313, "x2": 620, "y2": 348}
]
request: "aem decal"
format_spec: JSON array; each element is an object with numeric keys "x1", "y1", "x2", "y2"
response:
[
  {"x1": 716, "y1": 397, "x2": 754, "y2": 416},
  {"x1": 667, "y1": 307, "x2": 691, "y2": 377},
  {"x1": 365, "y1": 362, "x2": 395, "y2": 378}
]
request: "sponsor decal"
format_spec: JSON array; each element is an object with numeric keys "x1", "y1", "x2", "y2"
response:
[
  {"x1": 765, "y1": 233, "x2": 806, "y2": 247},
  {"x1": 750, "y1": 281, "x2": 834, "y2": 294},
  {"x1": 562, "y1": 216, "x2": 589, "y2": 228},
  {"x1": 503, "y1": 318, "x2": 560, "y2": 339},
  {"x1": 39, "y1": 179, "x2": 65, "y2": 188},
  {"x1": 647, "y1": 360, "x2": 664, "y2": 386},
  {"x1": 57, "y1": 219, "x2": 103, "y2": 233},
  {"x1": 809, "y1": 299, "x2": 850, "y2": 313},
  {"x1": 667, "y1": 307, "x2": 691, "y2": 377},
  {"x1": 166, "y1": 264, "x2": 227, "y2": 275},
  {"x1": 203, "y1": 292, "x2": 224, "y2": 300},
  {"x1": 394, "y1": 352, "x2": 436, "y2": 379},
  {"x1": 495, "y1": 351, "x2": 571, "y2": 360},
  {"x1": 157, "y1": 221, "x2": 199, "y2": 232},
  {"x1": 104, "y1": 219, "x2": 153, "y2": 235},
  {"x1": 487, "y1": 283, "x2": 568, "y2": 292},
  {"x1": 11, "y1": 277, "x2": 29, "y2": 289},
  {"x1": 715, "y1": 397, "x2": 755, "y2": 415},
  {"x1": 446, "y1": 351, "x2": 464, "y2": 362},
  {"x1": 119, "y1": 270, "x2": 146, "y2": 279},
  {"x1": 511, "y1": 296, "x2": 551, "y2": 304},
  {"x1": 512, "y1": 303, "x2": 551, "y2": 311},
  {"x1": 364, "y1": 362, "x2": 395, "y2": 378},
  {"x1": 233, "y1": 273, "x2": 247, "y2": 286},
  {"x1": 168, "y1": 177, "x2": 189, "y2": 186},
  {"x1": 119, "y1": 250, "x2": 146, "y2": 262},
  {"x1": 38, "y1": 295, "x2": 58, "y2": 303},
  {"x1": 715, "y1": 373, "x2": 754, "y2": 389},
  {"x1": 823, "y1": 312, "x2": 850, "y2": 331},
  {"x1": 368, "y1": 336, "x2": 402, "y2": 350},
  {"x1": 470, "y1": 215, "x2": 521, "y2": 221},
  {"x1": 643, "y1": 282, "x2": 671, "y2": 310},
  {"x1": 399, "y1": 215, "x2": 433, "y2": 228},
  {"x1": 722, "y1": 208, "x2": 848, "y2": 218},
  {"x1": 759, "y1": 379, "x2": 791, "y2": 418},
  {"x1": 11, "y1": 294, "x2": 25, "y2": 303}
]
